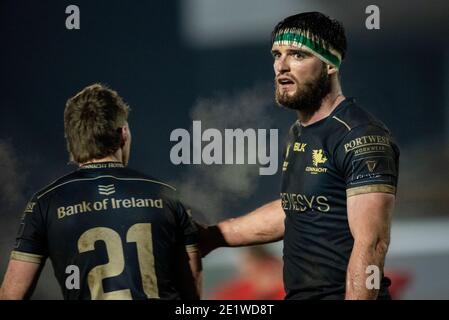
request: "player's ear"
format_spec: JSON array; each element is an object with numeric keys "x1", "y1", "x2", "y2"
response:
[
  {"x1": 327, "y1": 64, "x2": 338, "y2": 75},
  {"x1": 119, "y1": 124, "x2": 129, "y2": 147}
]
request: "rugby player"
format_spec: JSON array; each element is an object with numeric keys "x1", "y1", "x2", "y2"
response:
[
  {"x1": 0, "y1": 84, "x2": 201, "y2": 300},
  {"x1": 200, "y1": 12, "x2": 400, "y2": 300}
]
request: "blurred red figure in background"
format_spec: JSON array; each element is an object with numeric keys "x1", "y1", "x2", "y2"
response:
[
  {"x1": 210, "y1": 246, "x2": 284, "y2": 300},
  {"x1": 385, "y1": 269, "x2": 412, "y2": 299},
  {"x1": 209, "y1": 245, "x2": 411, "y2": 300}
]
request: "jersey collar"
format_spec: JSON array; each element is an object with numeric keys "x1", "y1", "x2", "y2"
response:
[
  {"x1": 298, "y1": 97, "x2": 355, "y2": 130},
  {"x1": 79, "y1": 162, "x2": 124, "y2": 170}
]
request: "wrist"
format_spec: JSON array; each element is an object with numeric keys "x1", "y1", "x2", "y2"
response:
[{"x1": 209, "y1": 223, "x2": 228, "y2": 248}]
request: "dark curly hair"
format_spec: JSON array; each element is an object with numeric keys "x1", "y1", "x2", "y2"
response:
[{"x1": 271, "y1": 12, "x2": 347, "y2": 60}]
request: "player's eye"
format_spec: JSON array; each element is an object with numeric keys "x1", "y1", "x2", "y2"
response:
[
  {"x1": 271, "y1": 51, "x2": 281, "y2": 59},
  {"x1": 293, "y1": 52, "x2": 306, "y2": 59}
]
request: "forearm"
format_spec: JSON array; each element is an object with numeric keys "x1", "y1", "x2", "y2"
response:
[
  {"x1": 0, "y1": 285, "x2": 24, "y2": 300},
  {"x1": 0, "y1": 259, "x2": 40, "y2": 300},
  {"x1": 345, "y1": 239, "x2": 389, "y2": 300},
  {"x1": 216, "y1": 199, "x2": 284, "y2": 247}
]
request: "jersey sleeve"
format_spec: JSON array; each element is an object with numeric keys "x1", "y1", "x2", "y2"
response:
[
  {"x1": 11, "y1": 195, "x2": 48, "y2": 264},
  {"x1": 164, "y1": 193, "x2": 199, "y2": 253},
  {"x1": 174, "y1": 201, "x2": 199, "y2": 253},
  {"x1": 335, "y1": 124, "x2": 400, "y2": 197}
]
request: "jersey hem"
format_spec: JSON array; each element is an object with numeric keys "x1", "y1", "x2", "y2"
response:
[
  {"x1": 346, "y1": 184, "x2": 396, "y2": 197},
  {"x1": 10, "y1": 250, "x2": 44, "y2": 264}
]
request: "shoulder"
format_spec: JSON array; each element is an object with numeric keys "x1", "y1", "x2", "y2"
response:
[
  {"x1": 327, "y1": 98, "x2": 395, "y2": 150},
  {"x1": 123, "y1": 169, "x2": 187, "y2": 217},
  {"x1": 120, "y1": 167, "x2": 177, "y2": 193},
  {"x1": 332, "y1": 98, "x2": 391, "y2": 134},
  {"x1": 33, "y1": 170, "x2": 82, "y2": 201},
  {"x1": 34, "y1": 167, "x2": 178, "y2": 201},
  {"x1": 119, "y1": 168, "x2": 181, "y2": 205}
]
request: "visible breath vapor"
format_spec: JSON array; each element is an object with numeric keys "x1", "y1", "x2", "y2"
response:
[
  {"x1": 0, "y1": 140, "x2": 63, "y2": 299},
  {"x1": 0, "y1": 140, "x2": 26, "y2": 211},
  {"x1": 0, "y1": 140, "x2": 26, "y2": 242},
  {"x1": 0, "y1": 140, "x2": 27, "y2": 284},
  {"x1": 172, "y1": 84, "x2": 278, "y2": 223}
]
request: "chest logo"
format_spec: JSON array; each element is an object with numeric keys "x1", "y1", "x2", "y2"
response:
[
  {"x1": 98, "y1": 184, "x2": 115, "y2": 196},
  {"x1": 306, "y1": 149, "x2": 328, "y2": 174},
  {"x1": 293, "y1": 142, "x2": 307, "y2": 152},
  {"x1": 312, "y1": 149, "x2": 327, "y2": 166}
]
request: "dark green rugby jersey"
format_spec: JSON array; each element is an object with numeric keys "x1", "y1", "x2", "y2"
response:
[
  {"x1": 12, "y1": 162, "x2": 198, "y2": 300},
  {"x1": 281, "y1": 98, "x2": 399, "y2": 300}
]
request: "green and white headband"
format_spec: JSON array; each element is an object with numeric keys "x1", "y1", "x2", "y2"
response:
[{"x1": 273, "y1": 29, "x2": 342, "y2": 69}]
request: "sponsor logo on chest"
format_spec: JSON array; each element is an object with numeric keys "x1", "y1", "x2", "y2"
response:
[{"x1": 305, "y1": 149, "x2": 328, "y2": 174}]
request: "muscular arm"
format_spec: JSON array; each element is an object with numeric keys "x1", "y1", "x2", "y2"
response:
[
  {"x1": 0, "y1": 259, "x2": 41, "y2": 300},
  {"x1": 200, "y1": 199, "x2": 285, "y2": 256},
  {"x1": 345, "y1": 193, "x2": 395, "y2": 300}
]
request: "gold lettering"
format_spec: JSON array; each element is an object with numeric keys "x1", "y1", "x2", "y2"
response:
[
  {"x1": 305, "y1": 167, "x2": 328, "y2": 173},
  {"x1": 293, "y1": 142, "x2": 307, "y2": 152},
  {"x1": 303, "y1": 195, "x2": 314, "y2": 209},
  {"x1": 154, "y1": 199, "x2": 163, "y2": 209},
  {"x1": 344, "y1": 135, "x2": 390, "y2": 153},
  {"x1": 136, "y1": 199, "x2": 145, "y2": 207},
  {"x1": 93, "y1": 201, "x2": 103, "y2": 211},
  {"x1": 57, "y1": 197, "x2": 165, "y2": 220},
  {"x1": 296, "y1": 194, "x2": 307, "y2": 212},
  {"x1": 293, "y1": 143, "x2": 300, "y2": 152},
  {"x1": 316, "y1": 196, "x2": 330, "y2": 212},
  {"x1": 281, "y1": 193, "x2": 331, "y2": 213},
  {"x1": 122, "y1": 199, "x2": 131, "y2": 208},
  {"x1": 82, "y1": 201, "x2": 92, "y2": 212},
  {"x1": 67, "y1": 206, "x2": 75, "y2": 216},
  {"x1": 290, "y1": 194, "x2": 297, "y2": 211},
  {"x1": 74, "y1": 204, "x2": 83, "y2": 214},
  {"x1": 57, "y1": 207, "x2": 65, "y2": 219}
]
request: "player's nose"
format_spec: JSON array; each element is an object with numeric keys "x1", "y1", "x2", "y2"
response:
[{"x1": 274, "y1": 55, "x2": 290, "y2": 74}]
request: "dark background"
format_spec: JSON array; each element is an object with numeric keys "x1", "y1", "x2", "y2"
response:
[{"x1": 1, "y1": 0, "x2": 448, "y2": 299}]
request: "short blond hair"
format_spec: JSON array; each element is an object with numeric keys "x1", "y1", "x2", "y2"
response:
[{"x1": 64, "y1": 84, "x2": 130, "y2": 163}]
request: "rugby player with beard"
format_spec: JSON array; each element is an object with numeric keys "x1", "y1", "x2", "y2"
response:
[{"x1": 200, "y1": 12, "x2": 400, "y2": 300}]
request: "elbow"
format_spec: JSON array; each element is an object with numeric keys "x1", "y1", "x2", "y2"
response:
[
  {"x1": 376, "y1": 237, "x2": 390, "y2": 256},
  {"x1": 371, "y1": 232, "x2": 390, "y2": 257},
  {"x1": 354, "y1": 235, "x2": 390, "y2": 257}
]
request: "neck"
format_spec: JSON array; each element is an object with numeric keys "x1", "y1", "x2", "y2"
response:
[
  {"x1": 297, "y1": 79, "x2": 345, "y2": 127},
  {"x1": 79, "y1": 153, "x2": 122, "y2": 167}
]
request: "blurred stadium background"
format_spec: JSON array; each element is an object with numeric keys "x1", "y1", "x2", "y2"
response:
[{"x1": 1, "y1": 0, "x2": 448, "y2": 299}]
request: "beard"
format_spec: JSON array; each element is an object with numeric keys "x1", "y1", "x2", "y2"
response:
[{"x1": 275, "y1": 64, "x2": 331, "y2": 116}]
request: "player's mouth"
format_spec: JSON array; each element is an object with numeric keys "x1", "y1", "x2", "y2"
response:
[{"x1": 277, "y1": 77, "x2": 296, "y2": 91}]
